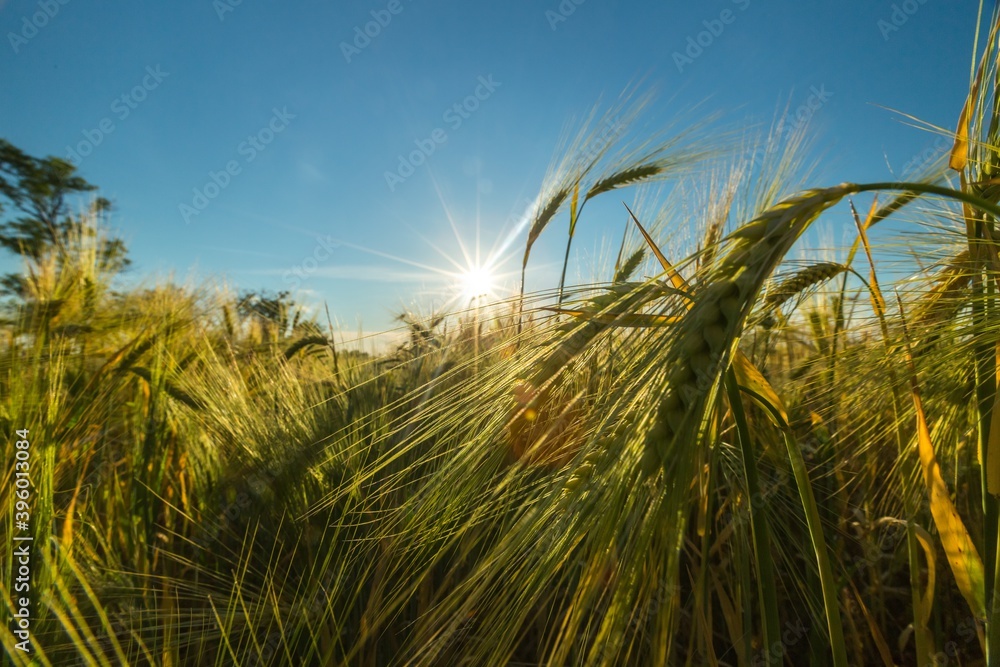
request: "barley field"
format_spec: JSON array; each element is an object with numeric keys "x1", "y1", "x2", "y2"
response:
[{"x1": 3, "y1": 6, "x2": 1000, "y2": 667}]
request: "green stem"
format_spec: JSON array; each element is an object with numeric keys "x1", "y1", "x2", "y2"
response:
[
  {"x1": 856, "y1": 218, "x2": 933, "y2": 666},
  {"x1": 974, "y1": 246, "x2": 1000, "y2": 665},
  {"x1": 974, "y1": 21, "x2": 1000, "y2": 643},
  {"x1": 993, "y1": 546, "x2": 1000, "y2": 666},
  {"x1": 849, "y1": 181, "x2": 1000, "y2": 223},
  {"x1": 724, "y1": 369, "x2": 781, "y2": 665},
  {"x1": 781, "y1": 428, "x2": 848, "y2": 667},
  {"x1": 557, "y1": 235, "x2": 573, "y2": 307},
  {"x1": 557, "y1": 198, "x2": 586, "y2": 306}
]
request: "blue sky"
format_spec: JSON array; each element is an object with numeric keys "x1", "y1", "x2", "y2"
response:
[{"x1": 0, "y1": 0, "x2": 986, "y2": 337}]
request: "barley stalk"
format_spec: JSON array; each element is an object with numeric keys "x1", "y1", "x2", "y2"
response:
[{"x1": 764, "y1": 262, "x2": 849, "y2": 309}]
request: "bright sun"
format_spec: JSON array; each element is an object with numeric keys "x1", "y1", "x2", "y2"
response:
[
  {"x1": 334, "y1": 184, "x2": 532, "y2": 311},
  {"x1": 459, "y1": 266, "x2": 496, "y2": 301}
]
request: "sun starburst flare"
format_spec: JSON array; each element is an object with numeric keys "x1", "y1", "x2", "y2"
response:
[{"x1": 458, "y1": 265, "x2": 497, "y2": 302}]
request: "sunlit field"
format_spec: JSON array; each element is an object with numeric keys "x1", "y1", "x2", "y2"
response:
[{"x1": 4, "y1": 4, "x2": 1000, "y2": 667}]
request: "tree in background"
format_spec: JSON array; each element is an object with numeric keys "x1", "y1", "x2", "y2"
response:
[{"x1": 0, "y1": 138, "x2": 130, "y2": 297}]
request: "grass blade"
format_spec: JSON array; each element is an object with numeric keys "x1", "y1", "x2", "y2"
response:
[
  {"x1": 897, "y1": 297, "x2": 987, "y2": 621},
  {"x1": 725, "y1": 369, "x2": 782, "y2": 666}
]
